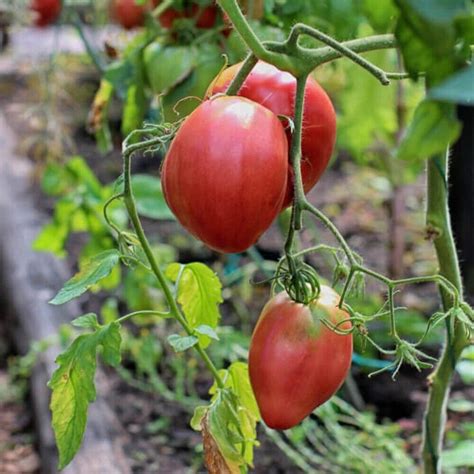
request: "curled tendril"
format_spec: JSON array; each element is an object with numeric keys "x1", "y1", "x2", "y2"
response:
[{"x1": 277, "y1": 260, "x2": 321, "y2": 305}]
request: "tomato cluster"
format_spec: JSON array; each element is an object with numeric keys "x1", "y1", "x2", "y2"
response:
[
  {"x1": 111, "y1": 0, "x2": 218, "y2": 30},
  {"x1": 249, "y1": 286, "x2": 353, "y2": 429},
  {"x1": 161, "y1": 61, "x2": 336, "y2": 254}
]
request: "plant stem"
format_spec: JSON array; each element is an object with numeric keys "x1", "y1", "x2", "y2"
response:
[
  {"x1": 72, "y1": 14, "x2": 105, "y2": 74},
  {"x1": 226, "y1": 53, "x2": 257, "y2": 95},
  {"x1": 422, "y1": 152, "x2": 469, "y2": 473},
  {"x1": 289, "y1": 25, "x2": 390, "y2": 84},
  {"x1": 122, "y1": 149, "x2": 224, "y2": 388},
  {"x1": 151, "y1": 0, "x2": 175, "y2": 19}
]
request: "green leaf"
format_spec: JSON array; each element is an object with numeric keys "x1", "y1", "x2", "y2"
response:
[
  {"x1": 362, "y1": 0, "x2": 397, "y2": 32},
  {"x1": 71, "y1": 313, "x2": 99, "y2": 329},
  {"x1": 397, "y1": 100, "x2": 461, "y2": 162},
  {"x1": 48, "y1": 323, "x2": 121, "y2": 469},
  {"x1": 50, "y1": 250, "x2": 121, "y2": 305},
  {"x1": 99, "y1": 324, "x2": 122, "y2": 367},
  {"x1": 399, "y1": 0, "x2": 467, "y2": 25},
  {"x1": 104, "y1": 59, "x2": 135, "y2": 98},
  {"x1": 206, "y1": 362, "x2": 260, "y2": 467},
  {"x1": 41, "y1": 162, "x2": 68, "y2": 196},
  {"x1": 190, "y1": 405, "x2": 208, "y2": 430},
  {"x1": 33, "y1": 221, "x2": 69, "y2": 257},
  {"x1": 144, "y1": 43, "x2": 196, "y2": 95},
  {"x1": 429, "y1": 64, "x2": 474, "y2": 106},
  {"x1": 195, "y1": 325, "x2": 219, "y2": 341},
  {"x1": 65, "y1": 157, "x2": 103, "y2": 197},
  {"x1": 131, "y1": 174, "x2": 175, "y2": 220},
  {"x1": 448, "y1": 398, "x2": 474, "y2": 413},
  {"x1": 161, "y1": 42, "x2": 224, "y2": 122},
  {"x1": 121, "y1": 49, "x2": 148, "y2": 137},
  {"x1": 442, "y1": 441, "x2": 474, "y2": 468},
  {"x1": 394, "y1": 0, "x2": 470, "y2": 84},
  {"x1": 337, "y1": 50, "x2": 397, "y2": 160},
  {"x1": 166, "y1": 262, "x2": 222, "y2": 348},
  {"x1": 167, "y1": 334, "x2": 199, "y2": 352}
]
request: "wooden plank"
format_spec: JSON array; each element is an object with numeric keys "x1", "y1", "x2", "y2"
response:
[{"x1": 0, "y1": 112, "x2": 131, "y2": 474}]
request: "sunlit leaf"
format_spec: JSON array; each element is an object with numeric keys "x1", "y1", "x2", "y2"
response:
[
  {"x1": 48, "y1": 323, "x2": 121, "y2": 469},
  {"x1": 166, "y1": 262, "x2": 222, "y2": 348},
  {"x1": 50, "y1": 250, "x2": 121, "y2": 305},
  {"x1": 167, "y1": 334, "x2": 199, "y2": 352}
]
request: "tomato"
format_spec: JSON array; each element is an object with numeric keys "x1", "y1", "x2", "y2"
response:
[
  {"x1": 161, "y1": 96, "x2": 288, "y2": 253},
  {"x1": 31, "y1": 0, "x2": 61, "y2": 27},
  {"x1": 111, "y1": 0, "x2": 147, "y2": 29},
  {"x1": 210, "y1": 61, "x2": 337, "y2": 208},
  {"x1": 154, "y1": 1, "x2": 217, "y2": 29},
  {"x1": 249, "y1": 286, "x2": 352, "y2": 430}
]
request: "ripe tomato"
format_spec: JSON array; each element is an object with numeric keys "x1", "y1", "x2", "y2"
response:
[
  {"x1": 210, "y1": 61, "x2": 337, "y2": 208},
  {"x1": 111, "y1": 0, "x2": 147, "y2": 29},
  {"x1": 31, "y1": 0, "x2": 61, "y2": 27},
  {"x1": 161, "y1": 96, "x2": 288, "y2": 253},
  {"x1": 249, "y1": 286, "x2": 352, "y2": 430},
  {"x1": 154, "y1": 1, "x2": 217, "y2": 29}
]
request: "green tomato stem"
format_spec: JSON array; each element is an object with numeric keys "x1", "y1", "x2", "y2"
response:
[
  {"x1": 288, "y1": 25, "x2": 390, "y2": 83},
  {"x1": 151, "y1": 0, "x2": 175, "y2": 20},
  {"x1": 226, "y1": 53, "x2": 258, "y2": 95},
  {"x1": 421, "y1": 151, "x2": 469, "y2": 474},
  {"x1": 122, "y1": 145, "x2": 225, "y2": 389}
]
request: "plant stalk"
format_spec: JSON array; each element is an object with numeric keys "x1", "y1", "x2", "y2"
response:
[
  {"x1": 421, "y1": 152, "x2": 469, "y2": 473},
  {"x1": 122, "y1": 149, "x2": 225, "y2": 388}
]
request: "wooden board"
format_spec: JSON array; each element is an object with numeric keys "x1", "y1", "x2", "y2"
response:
[{"x1": 0, "y1": 112, "x2": 131, "y2": 474}]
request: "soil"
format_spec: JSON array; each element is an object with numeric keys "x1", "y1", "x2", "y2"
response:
[
  {"x1": 0, "y1": 319, "x2": 40, "y2": 474},
  {"x1": 0, "y1": 42, "x2": 471, "y2": 474}
]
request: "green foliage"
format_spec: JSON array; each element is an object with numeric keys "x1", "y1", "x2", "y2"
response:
[
  {"x1": 50, "y1": 250, "x2": 121, "y2": 305},
  {"x1": 33, "y1": 157, "x2": 125, "y2": 259},
  {"x1": 397, "y1": 100, "x2": 461, "y2": 162},
  {"x1": 131, "y1": 174, "x2": 175, "y2": 220},
  {"x1": 168, "y1": 334, "x2": 199, "y2": 352},
  {"x1": 456, "y1": 345, "x2": 474, "y2": 384},
  {"x1": 144, "y1": 43, "x2": 196, "y2": 95},
  {"x1": 429, "y1": 64, "x2": 474, "y2": 105},
  {"x1": 192, "y1": 362, "x2": 260, "y2": 471},
  {"x1": 394, "y1": 0, "x2": 473, "y2": 162},
  {"x1": 48, "y1": 322, "x2": 122, "y2": 469},
  {"x1": 442, "y1": 441, "x2": 474, "y2": 470},
  {"x1": 166, "y1": 262, "x2": 223, "y2": 348}
]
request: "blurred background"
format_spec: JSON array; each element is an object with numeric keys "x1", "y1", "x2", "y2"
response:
[{"x1": 0, "y1": 1, "x2": 472, "y2": 473}]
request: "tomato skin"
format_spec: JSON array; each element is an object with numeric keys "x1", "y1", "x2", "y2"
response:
[
  {"x1": 210, "y1": 61, "x2": 337, "y2": 208},
  {"x1": 249, "y1": 286, "x2": 352, "y2": 430},
  {"x1": 161, "y1": 96, "x2": 288, "y2": 253},
  {"x1": 31, "y1": 0, "x2": 61, "y2": 27},
  {"x1": 112, "y1": 0, "x2": 146, "y2": 29}
]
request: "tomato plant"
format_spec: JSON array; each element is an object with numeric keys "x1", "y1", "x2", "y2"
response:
[
  {"x1": 111, "y1": 0, "x2": 149, "y2": 29},
  {"x1": 37, "y1": 0, "x2": 474, "y2": 472},
  {"x1": 249, "y1": 286, "x2": 352, "y2": 429},
  {"x1": 161, "y1": 95, "x2": 289, "y2": 253},
  {"x1": 31, "y1": 0, "x2": 61, "y2": 27},
  {"x1": 210, "y1": 60, "x2": 337, "y2": 208}
]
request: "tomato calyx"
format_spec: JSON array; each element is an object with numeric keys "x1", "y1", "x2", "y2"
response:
[{"x1": 277, "y1": 260, "x2": 321, "y2": 305}]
